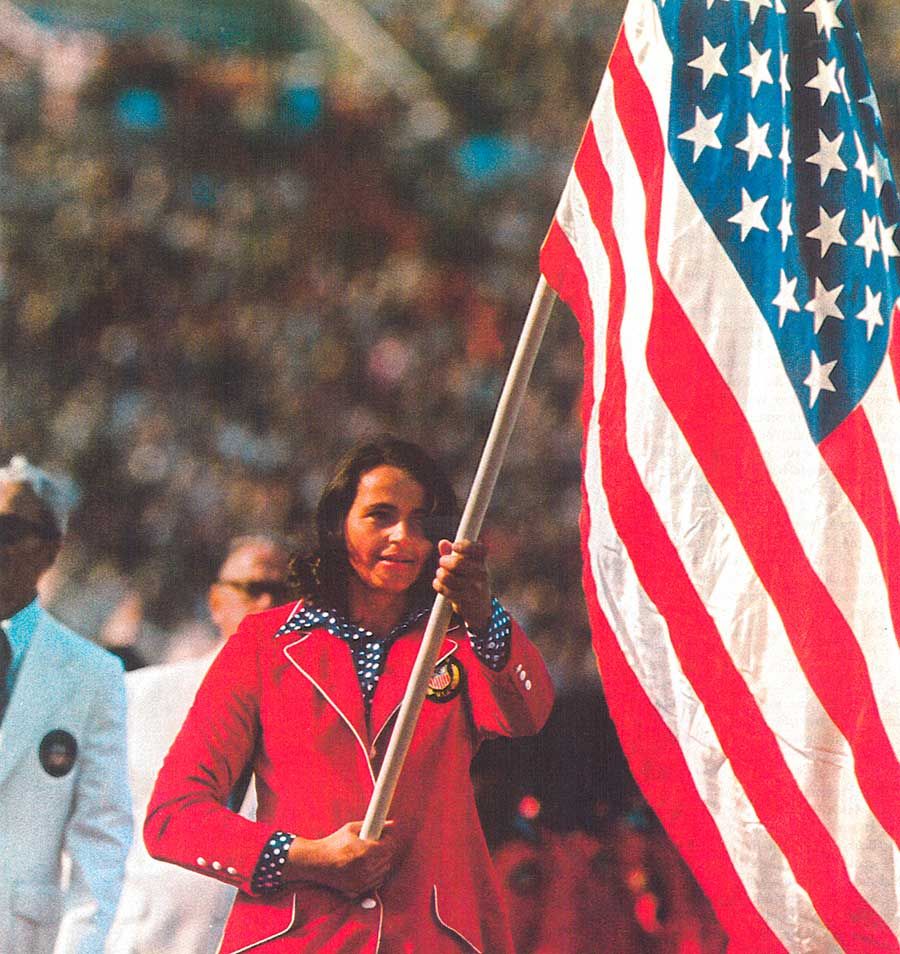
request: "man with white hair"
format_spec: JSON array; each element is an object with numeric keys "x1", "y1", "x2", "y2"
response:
[
  {"x1": 0, "y1": 456, "x2": 132, "y2": 954},
  {"x1": 106, "y1": 534, "x2": 292, "y2": 954}
]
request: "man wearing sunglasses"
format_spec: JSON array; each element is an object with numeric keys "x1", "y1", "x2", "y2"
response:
[
  {"x1": 107, "y1": 534, "x2": 292, "y2": 954},
  {"x1": 207, "y1": 537, "x2": 294, "y2": 647},
  {"x1": 0, "y1": 456, "x2": 132, "y2": 954}
]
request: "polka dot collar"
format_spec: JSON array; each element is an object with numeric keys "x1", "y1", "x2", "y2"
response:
[
  {"x1": 278, "y1": 604, "x2": 429, "y2": 645},
  {"x1": 277, "y1": 604, "x2": 430, "y2": 708}
]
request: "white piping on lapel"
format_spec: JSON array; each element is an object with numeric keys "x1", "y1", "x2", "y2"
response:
[
  {"x1": 278, "y1": 600, "x2": 304, "y2": 627},
  {"x1": 432, "y1": 885, "x2": 482, "y2": 953},
  {"x1": 373, "y1": 890, "x2": 384, "y2": 953},
  {"x1": 370, "y1": 639, "x2": 459, "y2": 751},
  {"x1": 282, "y1": 632, "x2": 376, "y2": 785},
  {"x1": 220, "y1": 892, "x2": 299, "y2": 954}
]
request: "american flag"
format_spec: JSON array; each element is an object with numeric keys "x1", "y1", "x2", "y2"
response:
[{"x1": 539, "y1": 0, "x2": 900, "y2": 949}]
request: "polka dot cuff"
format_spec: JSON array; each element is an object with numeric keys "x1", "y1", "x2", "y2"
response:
[
  {"x1": 251, "y1": 831, "x2": 295, "y2": 895},
  {"x1": 468, "y1": 598, "x2": 512, "y2": 671}
]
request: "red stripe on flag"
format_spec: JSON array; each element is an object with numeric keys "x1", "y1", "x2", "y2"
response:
[
  {"x1": 820, "y1": 407, "x2": 900, "y2": 645},
  {"x1": 541, "y1": 218, "x2": 787, "y2": 952},
  {"x1": 601, "y1": 33, "x2": 899, "y2": 951},
  {"x1": 541, "y1": 221, "x2": 596, "y2": 381}
]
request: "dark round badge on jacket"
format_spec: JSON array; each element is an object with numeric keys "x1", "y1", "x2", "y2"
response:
[
  {"x1": 426, "y1": 658, "x2": 464, "y2": 703},
  {"x1": 39, "y1": 729, "x2": 78, "y2": 777}
]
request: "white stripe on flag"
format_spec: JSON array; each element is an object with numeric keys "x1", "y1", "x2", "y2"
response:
[
  {"x1": 863, "y1": 356, "x2": 900, "y2": 509},
  {"x1": 575, "y1": 276, "x2": 839, "y2": 949}
]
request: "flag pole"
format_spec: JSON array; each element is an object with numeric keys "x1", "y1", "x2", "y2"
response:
[{"x1": 360, "y1": 274, "x2": 558, "y2": 841}]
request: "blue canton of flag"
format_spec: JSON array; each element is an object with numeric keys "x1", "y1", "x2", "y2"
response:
[{"x1": 660, "y1": 0, "x2": 900, "y2": 443}]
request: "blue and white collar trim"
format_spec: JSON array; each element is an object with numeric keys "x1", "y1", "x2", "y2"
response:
[
  {"x1": 276, "y1": 604, "x2": 431, "y2": 706},
  {"x1": 276, "y1": 604, "x2": 429, "y2": 644}
]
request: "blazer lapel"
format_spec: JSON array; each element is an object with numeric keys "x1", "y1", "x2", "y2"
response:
[
  {"x1": 0, "y1": 611, "x2": 80, "y2": 789},
  {"x1": 281, "y1": 627, "x2": 371, "y2": 767},
  {"x1": 370, "y1": 630, "x2": 460, "y2": 747}
]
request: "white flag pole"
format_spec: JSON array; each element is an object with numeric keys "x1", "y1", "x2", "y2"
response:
[{"x1": 360, "y1": 274, "x2": 558, "y2": 840}]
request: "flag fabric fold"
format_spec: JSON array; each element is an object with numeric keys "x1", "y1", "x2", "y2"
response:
[{"x1": 540, "y1": 0, "x2": 900, "y2": 949}]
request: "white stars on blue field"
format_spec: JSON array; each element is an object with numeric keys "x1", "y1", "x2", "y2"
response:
[{"x1": 659, "y1": 0, "x2": 899, "y2": 442}]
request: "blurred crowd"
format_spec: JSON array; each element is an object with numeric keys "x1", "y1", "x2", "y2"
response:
[
  {"x1": 0, "y1": 1, "x2": 615, "y2": 680},
  {"x1": 1, "y1": 0, "x2": 897, "y2": 676},
  {"x1": 474, "y1": 690, "x2": 727, "y2": 951}
]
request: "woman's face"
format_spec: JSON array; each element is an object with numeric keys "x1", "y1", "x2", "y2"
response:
[{"x1": 344, "y1": 465, "x2": 434, "y2": 598}]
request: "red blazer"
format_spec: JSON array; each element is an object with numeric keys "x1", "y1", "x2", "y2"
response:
[{"x1": 145, "y1": 602, "x2": 554, "y2": 953}]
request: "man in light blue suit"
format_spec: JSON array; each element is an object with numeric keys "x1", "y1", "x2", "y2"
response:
[{"x1": 0, "y1": 456, "x2": 131, "y2": 954}]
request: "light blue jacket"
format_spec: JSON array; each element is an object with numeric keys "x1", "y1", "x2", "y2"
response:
[{"x1": 0, "y1": 605, "x2": 131, "y2": 953}]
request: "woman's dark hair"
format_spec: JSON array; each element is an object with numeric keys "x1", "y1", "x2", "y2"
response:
[{"x1": 290, "y1": 436, "x2": 458, "y2": 614}]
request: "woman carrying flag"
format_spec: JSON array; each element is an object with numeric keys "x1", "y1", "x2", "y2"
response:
[{"x1": 145, "y1": 436, "x2": 554, "y2": 953}]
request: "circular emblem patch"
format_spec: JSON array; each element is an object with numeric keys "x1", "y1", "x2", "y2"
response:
[
  {"x1": 39, "y1": 730, "x2": 78, "y2": 777},
  {"x1": 426, "y1": 658, "x2": 464, "y2": 703}
]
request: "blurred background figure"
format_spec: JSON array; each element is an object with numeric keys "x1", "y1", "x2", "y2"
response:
[
  {"x1": 106, "y1": 534, "x2": 291, "y2": 954},
  {"x1": 492, "y1": 801, "x2": 727, "y2": 954},
  {"x1": 493, "y1": 820, "x2": 647, "y2": 954},
  {"x1": 207, "y1": 533, "x2": 294, "y2": 644},
  {"x1": 100, "y1": 592, "x2": 149, "y2": 671},
  {"x1": 0, "y1": 455, "x2": 131, "y2": 954},
  {"x1": 477, "y1": 691, "x2": 727, "y2": 953}
]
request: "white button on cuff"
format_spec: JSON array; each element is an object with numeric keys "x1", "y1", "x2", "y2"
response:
[
  {"x1": 519, "y1": 670, "x2": 527, "y2": 681},
  {"x1": 196, "y1": 857, "x2": 207, "y2": 867},
  {"x1": 525, "y1": 679, "x2": 532, "y2": 691},
  {"x1": 360, "y1": 897, "x2": 377, "y2": 910},
  {"x1": 226, "y1": 867, "x2": 237, "y2": 875},
  {"x1": 212, "y1": 861, "x2": 222, "y2": 871}
]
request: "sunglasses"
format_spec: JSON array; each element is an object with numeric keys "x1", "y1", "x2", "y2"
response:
[
  {"x1": 216, "y1": 579, "x2": 290, "y2": 600},
  {"x1": 0, "y1": 513, "x2": 60, "y2": 546}
]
